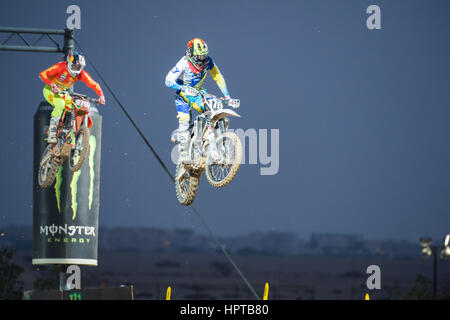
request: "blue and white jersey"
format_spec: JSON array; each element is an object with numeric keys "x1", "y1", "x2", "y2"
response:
[{"x1": 165, "y1": 56, "x2": 229, "y2": 97}]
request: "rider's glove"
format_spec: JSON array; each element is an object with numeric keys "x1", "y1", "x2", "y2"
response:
[
  {"x1": 182, "y1": 85, "x2": 199, "y2": 97},
  {"x1": 225, "y1": 96, "x2": 240, "y2": 109},
  {"x1": 51, "y1": 83, "x2": 60, "y2": 94},
  {"x1": 98, "y1": 95, "x2": 106, "y2": 105}
]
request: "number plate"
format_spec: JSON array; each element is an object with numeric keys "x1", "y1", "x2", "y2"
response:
[{"x1": 75, "y1": 99, "x2": 90, "y2": 108}]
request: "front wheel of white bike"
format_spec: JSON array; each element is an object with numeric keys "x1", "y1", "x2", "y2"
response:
[
  {"x1": 175, "y1": 163, "x2": 201, "y2": 206},
  {"x1": 205, "y1": 132, "x2": 242, "y2": 188}
]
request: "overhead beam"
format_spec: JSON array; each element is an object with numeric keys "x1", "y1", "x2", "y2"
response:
[
  {"x1": 0, "y1": 45, "x2": 62, "y2": 53},
  {"x1": 0, "y1": 27, "x2": 65, "y2": 35},
  {"x1": 0, "y1": 27, "x2": 73, "y2": 54}
]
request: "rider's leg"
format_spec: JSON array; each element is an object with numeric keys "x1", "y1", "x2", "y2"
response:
[
  {"x1": 43, "y1": 85, "x2": 66, "y2": 143},
  {"x1": 175, "y1": 96, "x2": 191, "y2": 164},
  {"x1": 179, "y1": 92, "x2": 204, "y2": 113},
  {"x1": 178, "y1": 115, "x2": 191, "y2": 164}
]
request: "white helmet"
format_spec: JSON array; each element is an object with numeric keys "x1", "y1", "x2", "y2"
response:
[{"x1": 66, "y1": 51, "x2": 86, "y2": 77}]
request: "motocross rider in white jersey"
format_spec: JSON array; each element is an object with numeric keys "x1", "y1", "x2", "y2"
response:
[{"x1": 165, "y1": 38, "x2": 233, "y2": 164}]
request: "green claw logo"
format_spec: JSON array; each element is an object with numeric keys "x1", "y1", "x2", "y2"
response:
[
  {"x1": 70, "y1": 169, "x2": 82, "y2": 220},
  {"x1": 54, "y1": 136, "x2": 97, "y2": 220},
  {"x1": 88, "y1": 136, "x2": 96, "y2": 210},
  {"x1": 55, "y1": 166, "x2": 63, "y2": 212}
]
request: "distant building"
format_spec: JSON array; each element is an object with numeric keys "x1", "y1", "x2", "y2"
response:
[
  {"x1": 0, "y1": 225, "x2": 422, "y2": 258},
  {"x1": 99, "y1": 227, "x2": 168, "y2": 252},
  {"x1": 227, "y1": 231, "x2": 299, "y2": 255},
  {"x1": 0, "y1": 225, "x2": 32, "y2": 250},
  {"x1": 98, "y1": 227, "x2": 215, "y2": 253},
  {"x1": 226, "y1": 232, "x2": 265, "y2": 254},
  {"x1": 310, "y1": 233, "x2": 364, "y2": 255},
  {"x1": 261, "y1": 231, "x2": 298, "y2": 255},
  {"x1": 166, "y1": 228, "x2": 214, "y2": 252},
  {"x1": 363, "y1": 240, "x2": 388, "y2": 256}
]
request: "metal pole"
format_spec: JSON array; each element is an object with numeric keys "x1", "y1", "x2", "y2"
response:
[
  {"x1": 432, "y1": 246, "x2": 438, "y2": 299},
  {"x1": 63, "y1": 28, "x2": 74, "y2": 57},
  {"x1": 63, "y1": 29, "x2": 74, "y2": 94},
  {"x1": 58, "y1": 265, "x2": 68, "y2": 291}
]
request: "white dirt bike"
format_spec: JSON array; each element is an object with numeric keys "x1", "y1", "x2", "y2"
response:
[{"x1": 174, "y1": 92, "x2": 242, "y2": 206}]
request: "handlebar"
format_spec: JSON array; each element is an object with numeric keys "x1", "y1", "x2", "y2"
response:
[
  {"x1": 207, "y1": 94, "x2": 240, "y2": 109},
  {"x1": 196, "y1": 91, "x2": 238, "y2": 108},
  {"x1": 60, "y1": 90, "x2": 100, "y2": 104}
]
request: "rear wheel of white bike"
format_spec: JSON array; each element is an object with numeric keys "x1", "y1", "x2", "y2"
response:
[{"x1": 205, "y1": 132, "x2": 242, "y2": 188}]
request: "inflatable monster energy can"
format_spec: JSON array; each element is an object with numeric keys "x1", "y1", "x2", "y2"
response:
[{"x1": 32, "y1": 101, "x2": 102, "y2": 266}]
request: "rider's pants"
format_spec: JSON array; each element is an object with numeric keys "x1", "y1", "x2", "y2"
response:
[
  {"x1": 43, "y1": 85, "x2": 72, "y2": 118},
  {"x1": 174, "y1": 92, "x2": 205, "y2": 132}
]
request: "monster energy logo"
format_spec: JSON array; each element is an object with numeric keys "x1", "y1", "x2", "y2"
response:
[
  {"x1": 55, "y1": 166, "x2": 63, "y2": 212},
  {"x1": 40, "y1": 224, "x2": 96, "y2": 237},
  {"x1": 53, "y1": 136, "x2": 97, "y2": 220},
  {"x1": 70, "y1": 170, "x2": 82, "y2": 220},
  {"x1": 88, "y1": 136, "x2": 96, "y2": 210}
]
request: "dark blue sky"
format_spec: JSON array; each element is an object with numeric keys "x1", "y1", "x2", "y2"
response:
[{"x1": 1, "y1": 0, "x2": 449, "y2": 241}]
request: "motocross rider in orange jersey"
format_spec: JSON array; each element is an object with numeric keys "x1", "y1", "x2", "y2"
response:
[{"x1": 39, "y1": 51, "x2": 105, "y2": 144}]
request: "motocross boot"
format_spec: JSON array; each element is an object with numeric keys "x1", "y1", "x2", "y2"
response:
[
  {"x1": 177, "y1": 129, "x2": 191, "y2": 164},
  {"x1": 47, "y1": 117, "x2": 59, "y2": 144}
]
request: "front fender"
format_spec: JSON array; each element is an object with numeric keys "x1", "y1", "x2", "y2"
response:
[
  {"x1": 211, "y1": 109, "x2": 241, "y2": 126},
  {"x1": 87, "y1": 116, "x2": 93, "y2": 128}
]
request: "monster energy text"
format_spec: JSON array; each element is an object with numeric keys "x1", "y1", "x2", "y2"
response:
[
  {"x1": 40, "y1": 224, "x2": 96, "y2": 236},
  {"x1": 40, "y1": 224, "x2": 96, "y2": 244}
]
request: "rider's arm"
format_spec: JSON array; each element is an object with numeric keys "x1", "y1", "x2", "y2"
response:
[
  {"x1": 207, "y1": 57, "x2": 230, "y2": 98},
  {"x1": 165, "y1": 58, "x2": 184, "y2": 91},
  {"x1": 39, "y1": 62, "x2": 65, "y2": 86},
  {"x1": 78, "y1": 70, "x2": 104, "y2": 97}
]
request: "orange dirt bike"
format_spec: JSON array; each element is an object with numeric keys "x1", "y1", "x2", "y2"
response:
[
  {"x1": 174, "y1": 92, "x2": 242, "y2": 205},
  {"x1": 38, "y1": 90, "x2": 100, "y2": 188}
]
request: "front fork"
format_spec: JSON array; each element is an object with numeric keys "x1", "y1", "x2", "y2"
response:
[
  {"x1": 71, "y1": 114, "x2": 87, "y2": 149},
  {"x1": 207, "y1": 117, "x2": 223, "y2": 162}
]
